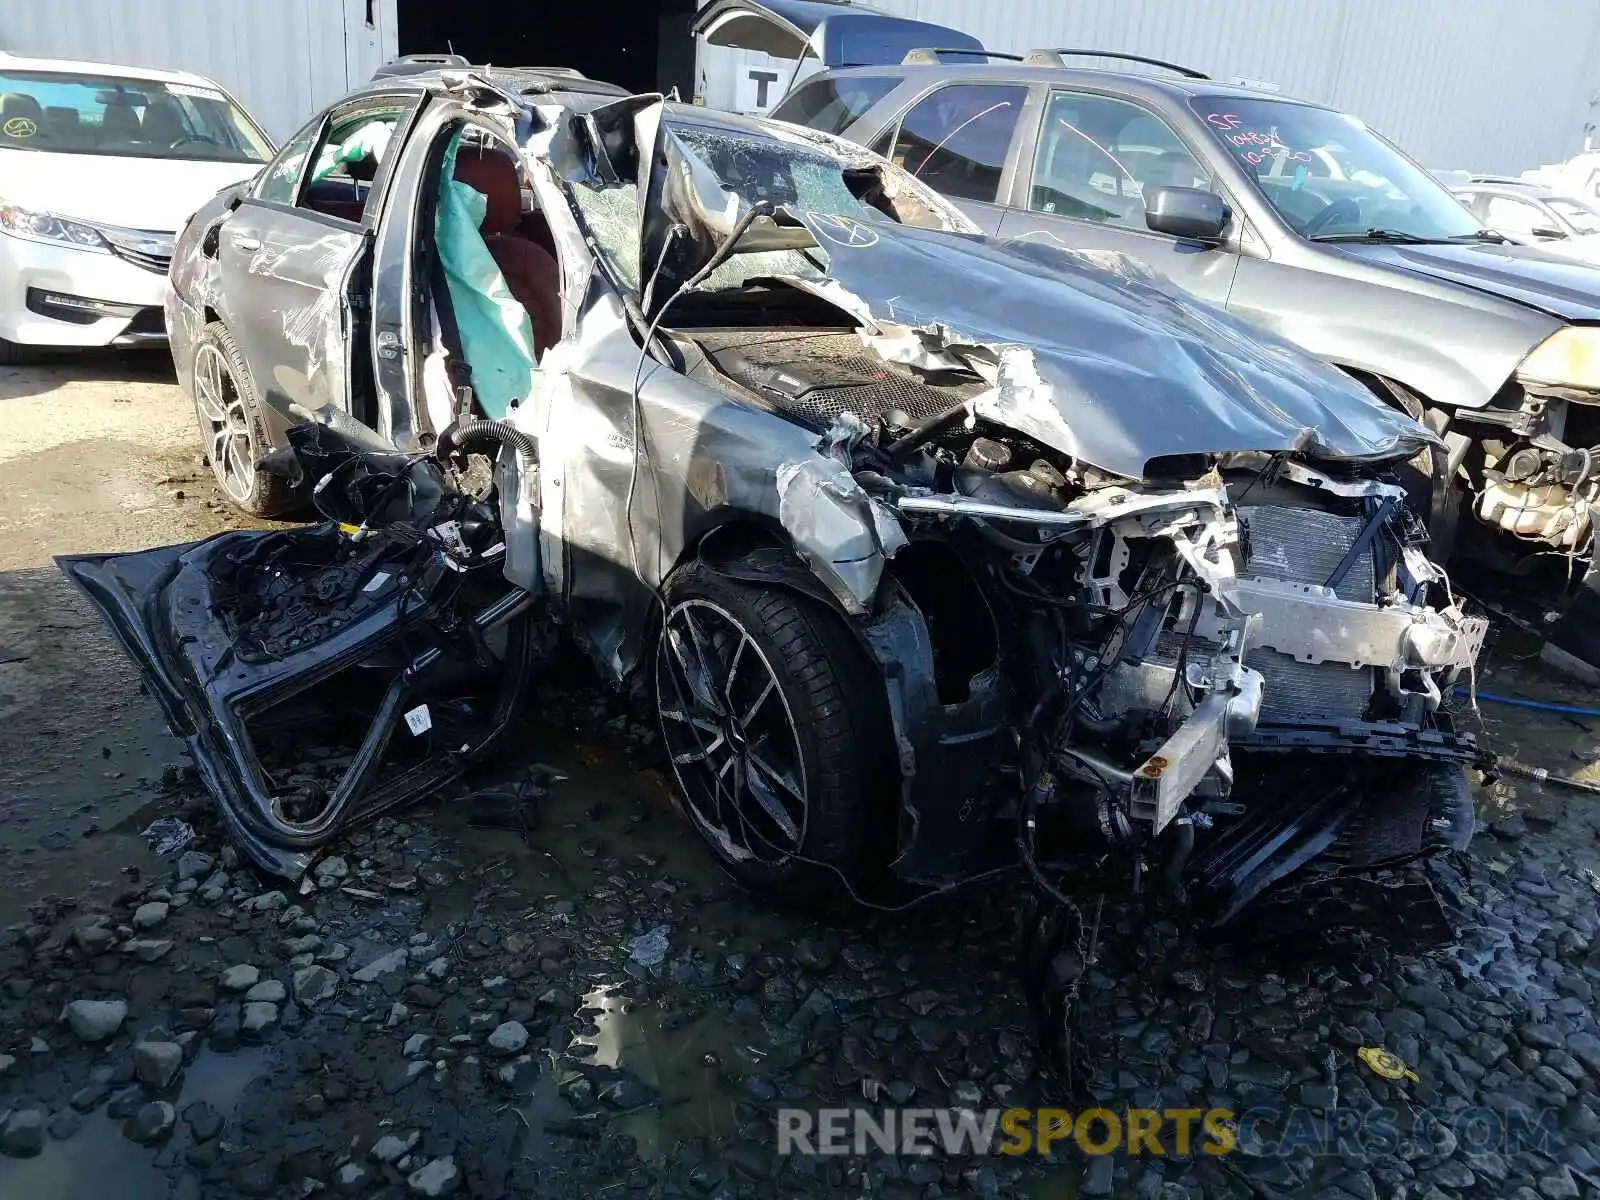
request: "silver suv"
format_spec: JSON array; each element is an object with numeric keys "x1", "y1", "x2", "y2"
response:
[{"x1": 697, "y1": 0, "x2": 1600, "y2": 676}]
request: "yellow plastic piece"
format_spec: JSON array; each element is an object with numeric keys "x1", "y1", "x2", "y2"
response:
[{"x1": 1358, "y1": 1046, "x2": 1419, "y2": 1082}]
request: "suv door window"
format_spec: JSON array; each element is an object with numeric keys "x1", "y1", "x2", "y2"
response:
[
  {"x1": 257, "y1": 119, "x2": 321, "y2": 205},
  {"x1": 1484, "y1": 194, "x2": 1550, "y2": 236},
  {"x1": 299, "y1": 102, "x2": 409, "y2": 224},
  {"x1": 769, "y1": 75, "x2": 900, "y2": 135},
  {"x1": 888, "y1": 83, "x2": 1027, "y2": 203},
  {"x1": 1030, "y1": 90, "x2": 1208, "y2": 228}
]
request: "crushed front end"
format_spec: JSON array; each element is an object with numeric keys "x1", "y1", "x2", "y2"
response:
[{"x1": 841, "y1": 418, "x2": 1487, "y2": 925}]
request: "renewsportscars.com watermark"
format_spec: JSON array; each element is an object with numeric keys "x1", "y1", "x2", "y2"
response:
[{"x1": 777, "y1": 1105, "x2": 1561, "y2": 1158}]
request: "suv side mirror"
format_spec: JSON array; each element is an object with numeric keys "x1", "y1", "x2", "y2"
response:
[{"x1": 1145, "y1": 186, "x2": 1230, "y2": 244}]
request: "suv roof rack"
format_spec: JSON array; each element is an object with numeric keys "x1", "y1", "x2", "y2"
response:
[
  {"x1": 901, "y1": 48, "x2": 1024, "y2": 65},
  {"x1": 503, "y1": 66, "x2": 589, "y2": 77},
  {"x1": 1468, "y1": 174, "x2": 1533, "y2": 185},
  {"x1": 1022, "y1": 49, "x2": 1209, "y2": 79},
  {"x1": 371, "y1": 52, "x2": 472, "y2": 80}
]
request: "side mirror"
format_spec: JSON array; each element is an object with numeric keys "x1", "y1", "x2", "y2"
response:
[
  {"x1": 1145, "y1": 186, "x2": 1230, "y2": 244},
  {"x1": 1533, "y1": 226, "x2": 1570, "y2": 240}
]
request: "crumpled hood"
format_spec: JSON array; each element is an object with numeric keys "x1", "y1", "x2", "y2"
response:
[
  {"x1": 800, "y1": 219, "x2": 1434, "y2": 479},
  {"x1": 1335, "y1": 239, "x2": 1600, "y2": 323},
  {"x1": 0, "y1": 148, "x2": 260, "y2": 232}
]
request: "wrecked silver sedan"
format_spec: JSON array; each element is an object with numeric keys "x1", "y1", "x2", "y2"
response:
[{"x1": 61, "y1": 68, "x2": 1486, "y2": 933}]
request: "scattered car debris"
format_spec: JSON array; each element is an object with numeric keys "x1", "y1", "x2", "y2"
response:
[
  {"x1": 1357, "y1": 1045, "x2": 1420, "y2": 1083},
  {"x1": 140, "y1": 817, "x2": 196, "y2": 858},
  {"x1": 462, "y1": 771, "x2": 550, "y2": 839},
  {"x1": 625, "y1": 926, "x2": 671, "y2": 969}
]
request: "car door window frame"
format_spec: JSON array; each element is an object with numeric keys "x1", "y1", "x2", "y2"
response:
[
  {"x1": 1483, "y1": 192, "x2": 1552, "y2": 237},
  {"x1": 248, "y1": 90, "x2": 425, "y2": 232},
  {"x1": 254, "y1": 116, "x2": 323, "y2": 207},
  {"x1": 1020, "y1": 85, "x2": 1227, "y2": 245},
  {"x1": 881, "y1": 78, "x2": 1034, "y2": 207}
]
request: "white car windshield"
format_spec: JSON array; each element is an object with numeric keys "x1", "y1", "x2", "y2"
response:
[
  {"x1": 1189, "y1": 95, "x2": 1482, "y2": 242},
  {"x1": 1547, "y1": 197, "x2": 1600, "y2": 235},
  {"x1": 0, "y1": 69, "x2": 271, "y2": 163}
]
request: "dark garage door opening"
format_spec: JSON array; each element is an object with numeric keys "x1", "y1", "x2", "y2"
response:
[{"x1": 397, "y1": 0, "x2": 698, "y2": 97}]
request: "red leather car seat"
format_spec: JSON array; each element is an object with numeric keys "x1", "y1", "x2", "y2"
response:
[{"x1": 450, "y1": 146, "x2": 561, "y2": 359}]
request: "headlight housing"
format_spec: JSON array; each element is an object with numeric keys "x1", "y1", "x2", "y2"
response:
[
  {"x1": 0, "y1": 199, "x2": 110, "y2": 253},
  {"x1": 1517, "y1": 326, "x2": 1600, "y2": 391}
]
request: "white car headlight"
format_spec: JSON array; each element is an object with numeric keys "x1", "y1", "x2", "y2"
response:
[
  {"x1": 99, "y1": 226, "x2": 175, "y2": 259},
  {"x1": 0, "y1": 198, "x2": 110, "y2": 253},
  {"x1": 1517, "y1": 326, "x2": 1600, "y2": 391}
]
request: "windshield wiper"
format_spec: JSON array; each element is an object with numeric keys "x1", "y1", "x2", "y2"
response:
[
  {"x1": 1308, "y1": 228, "x2": 1445, "y2": 244},
  {"x1": 1447, "y1": 229, "x2": 1510, "y2": 243}
]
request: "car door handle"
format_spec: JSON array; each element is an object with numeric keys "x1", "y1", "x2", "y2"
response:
[{"x1": 231, "y1": 235, "x2": 262, "y2": 252}]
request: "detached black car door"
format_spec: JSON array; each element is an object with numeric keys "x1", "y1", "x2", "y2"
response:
[{"x1": 217, "y1": 92, "x2": 422, "y2": 426}]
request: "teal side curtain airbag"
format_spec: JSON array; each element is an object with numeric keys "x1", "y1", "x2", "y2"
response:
[{"x1": 436, "y1": 134, "x2": 538, "y2": 418}]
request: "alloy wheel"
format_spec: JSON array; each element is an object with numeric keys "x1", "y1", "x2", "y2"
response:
[
  {"x1": 656, "y1": 598, "x2": 808, "y2": 866},
  {"x1": 193, "y1": 342, "x2": 256, "y2": 505}
]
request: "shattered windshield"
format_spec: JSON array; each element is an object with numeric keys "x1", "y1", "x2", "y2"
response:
[
  {"x1": 1190, "y1": 96, "x2": 1480, "y2": 242},
  {"x1": 671, "y1": 125, "x2": 874, "y2": 222},
  {"x1": 572, "y1": 116, "x2": 977, "y2": 299}
]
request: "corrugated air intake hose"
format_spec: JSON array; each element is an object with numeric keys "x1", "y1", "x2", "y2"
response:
[{"x1": 436, "y1": 418, "x2": 536, "y2": 463}]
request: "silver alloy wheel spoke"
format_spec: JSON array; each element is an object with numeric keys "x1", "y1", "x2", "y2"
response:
[
  {"x1": 722, "y1": 632, "x2": 750, "y2": 710},
  {"x1": 659, "y1": 707, "x2": 723, "y2": 737},
  {"x1": 657, "y1": 598, "x2": 808, "y2": 866},
  {"x1": 226, "y1": 436, "x2": 252, "y2": 491},
  {"x1": 748, "y1": 751, "x2": 805, "y2": 808},
  {"x1": 193, "y1": 344, "x2": 253, "y2": 502},
  {"x1": 739, "y1": 676, "x2": 776, "y2": 726},
  {"x1": 670, "y1": 730, "x2": 726, "y2": 766},
  {"x1": 666, "y1": 620, "x2": 724, "y2": 717},
  {"x1": 744, "y1": 756, "x2": 801, "y2": 844}
]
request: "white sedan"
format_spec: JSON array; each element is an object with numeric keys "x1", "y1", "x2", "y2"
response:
[{"x1": 0, "y1": 53, "x2": 273, "y2": 364}]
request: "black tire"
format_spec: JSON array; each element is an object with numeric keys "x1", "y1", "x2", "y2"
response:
[
  {"x1": 0, "y1": 336, "x2": 41, "y2": 367},
  {"x1": 190, "y1": 321, "x2": 294, "y2": 517},
  {"x1": 655, "y1": 559, "x2": 894, "y2": 902}
]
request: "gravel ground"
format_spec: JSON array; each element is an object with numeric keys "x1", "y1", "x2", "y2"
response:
[{"x1": 2, "y1": 355, "x2": 1600, "y2": 1199}]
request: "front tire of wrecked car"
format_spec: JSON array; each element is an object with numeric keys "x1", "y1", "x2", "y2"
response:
[
  {"x1": 191, "y1": 321, "x2": 294, "y2": 518},
  {"x1": 655, "y1": 559, "x2": 894, "y2": 905}
]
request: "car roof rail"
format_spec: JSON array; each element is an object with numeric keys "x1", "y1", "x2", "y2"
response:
[
  {"x1": 1468, "y1": 174, "x2": 1532, "y2": 185},
  {"x1": 1022, "y1": 48, "x2": 1209, "y2": 79},
  {"x1": 900, "y1": 48, "x2": 1025, "y2": 65}
]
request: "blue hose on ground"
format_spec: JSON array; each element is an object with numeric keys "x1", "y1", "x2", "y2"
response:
[{"x1": 1453, "y1": 687, "x2": 1600, "y2": 719}]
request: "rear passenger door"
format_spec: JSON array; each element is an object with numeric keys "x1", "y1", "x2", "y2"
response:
[
  {"x1": 878, "y1": 82, "x2": 1031, "y2": 235},
  {"x1": 218, "y1": 93, "x2": 420, "y2": 426},
  {"x1": 998, "y1": 89, "x2": 1239, "y2": 305}
]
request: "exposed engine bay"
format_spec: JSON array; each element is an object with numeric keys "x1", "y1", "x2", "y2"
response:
[
  {"x1": 678, "y1": 324, "x2": 1487, "y2": 925},
  {"x1": 1440, "y1": 382, "x2": 1600, "y2": 678}
]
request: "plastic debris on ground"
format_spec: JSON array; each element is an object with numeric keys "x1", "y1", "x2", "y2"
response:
[
  {"x1": 1358, "y1": 1046, "x2": 1419, "y2": 1082},
  {"x1": 141, "y1": 817, "x2": 196, "y2": 858},
  {"x1": 626, "y1": 925, "x2": 671, "y2": 969}
]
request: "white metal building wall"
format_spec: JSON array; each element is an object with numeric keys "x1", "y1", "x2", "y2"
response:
[
  {"x1": 0, "y1": 0, "x2": 400, "y2": 143},
  {"x1": 701, "y1": 0, "x2": 1600, "y2": 174}
]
